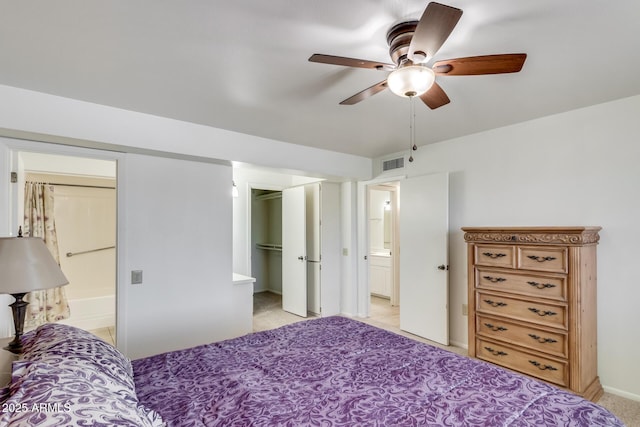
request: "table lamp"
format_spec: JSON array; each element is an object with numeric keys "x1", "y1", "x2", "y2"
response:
[{"x1": 0, "y1": 235, "x2": 69, "y2": 354}]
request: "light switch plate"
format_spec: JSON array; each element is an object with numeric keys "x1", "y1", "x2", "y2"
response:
[{"x1": 131, "y1": 270, "x2": 143, "y2": 284}]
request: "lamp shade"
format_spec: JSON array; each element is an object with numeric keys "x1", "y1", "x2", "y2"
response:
[
  {"x1": 0, "y1": 237, "x2": 68, "y2": 294},
  {"x1": 387, "y1": 65, "x2": 435, "y2": 98}
]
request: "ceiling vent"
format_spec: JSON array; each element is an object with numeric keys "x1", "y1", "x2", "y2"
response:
[{"x1": 382, "y1": 157, "x2": 404, "y2": 172}]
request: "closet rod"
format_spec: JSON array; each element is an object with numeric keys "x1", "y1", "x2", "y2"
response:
[
  {"x1": 255, "y1": 192, "x2": 282, "y2": 201},
  {"x1": 256, "y1": 243, "x2": 282, "y2": 251}
]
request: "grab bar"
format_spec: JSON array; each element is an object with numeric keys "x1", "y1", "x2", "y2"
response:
[{"x1": 66, "y1": 246, "x2": 115, "y2": 257}]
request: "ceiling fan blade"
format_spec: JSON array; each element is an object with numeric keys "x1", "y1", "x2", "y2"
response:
[
  {"x1": 432, "y1": 54, "x2": 527, "y2": 75},
  {"x1": 309, "y1": 54, "x2": 395, "y2": 71},
  {"x1": 419, "y1": 82, "x2": 450, "y2": 109},
  {"x1": 408, "y1": 2, "x2": 463, "y2": 62},
  {"x1": 340, "y1": 80, "x2": 388, "y2": 105}
]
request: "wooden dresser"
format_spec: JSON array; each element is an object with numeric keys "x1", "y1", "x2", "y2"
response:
[{"x1": 462, "y1": 226, "x2": 603, "y2": 401}]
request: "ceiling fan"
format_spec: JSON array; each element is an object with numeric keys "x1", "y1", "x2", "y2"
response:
[{"x1": 309, "y1": 2, "x2": 527, "y2": 109}]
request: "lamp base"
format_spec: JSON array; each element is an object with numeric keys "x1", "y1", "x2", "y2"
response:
[
  {"x1": 3, "y1": 292, "x2": 28, "y2": 354},
  {"x1": 4, "y1": 337, "x2": 24, "y2": 354}
]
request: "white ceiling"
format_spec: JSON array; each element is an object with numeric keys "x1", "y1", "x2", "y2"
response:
[{"x1": 1, "y1": 1, "x2": 639, "y2": 159}]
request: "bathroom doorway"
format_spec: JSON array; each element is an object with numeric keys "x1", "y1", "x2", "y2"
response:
[
  {"x1": 368, "y1": 183, "x2": 400, "y2": 328},
  {"x1": 363, "y1": 173, "x2": 449, "y2": 345},
  {"x1": 16, "y1": 151, "x2": 117, "y2": 344}
]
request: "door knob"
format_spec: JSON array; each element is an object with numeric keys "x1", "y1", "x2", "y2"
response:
[
  {"x1": 437, "y1": 264, "x2": 448, "y2": 270},
  {"x1": 298, "y1": 256, "x2": 304, "y2": 261}
]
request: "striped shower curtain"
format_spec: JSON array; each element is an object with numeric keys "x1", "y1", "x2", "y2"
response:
[{"x1": 23, "y1": 182, "x2": 70, "y2": 328}]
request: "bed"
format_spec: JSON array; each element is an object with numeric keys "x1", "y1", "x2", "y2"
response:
[{"x1": 1, "y1": 317, "x2": 624, "y2": 426}]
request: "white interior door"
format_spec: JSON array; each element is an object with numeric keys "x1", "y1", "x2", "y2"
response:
[
  {"x1": 399, "y1": 173, "x2": 449, "y2": 345},
  {"x1": 282, "y1": 186, "x2": 307, "y2": 317},
  {"x1": 306, "y1": 184, "x2": 321, "y2": 314},
  {"x1": 319, "y1": 183, "x2": 341, "y2": 316}
]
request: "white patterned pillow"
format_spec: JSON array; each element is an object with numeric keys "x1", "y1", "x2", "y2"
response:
[
  {"x1": 21, "y1": 323, "x2": 134, "y2": 392},
  {"x1": 0, "y1": 361, "x2": 165, "y2": 426}
]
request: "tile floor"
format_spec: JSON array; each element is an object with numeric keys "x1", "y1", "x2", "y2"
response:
[
  {"x1": 89, "y1": 326, "x2": 116, "y2": 347},
  {"x1": 253, "y1": 292, "x2": 466, "y2": 357}
]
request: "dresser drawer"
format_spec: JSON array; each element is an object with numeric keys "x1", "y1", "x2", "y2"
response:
[
  {"x1": 476, "y1": 314, "x2": 568, "y2": 358},
  {"x1": 477, "y1": 338, "x2": 568, "y2": 386},
  {"x1": 517, "y1": 246, "x2": 568, "y2": 273},
  {"x1": 475, "y1": 268, "x2": 567, "y2": 301},
  {"x1": 474, "y1": 245, "x2": 516, "y2": 268},
  {"x1": 476, "y1": 291, "x2": 568, "y2": 329}
]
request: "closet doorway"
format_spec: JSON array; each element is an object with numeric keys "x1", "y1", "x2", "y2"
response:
[
  {"x1": 248, "y1": 182, "x2": 340, "y2": 320},
  {"x1": 16, "y1": 152, "x2": 117, "y2": 345},
  {"x1": 250, "y1": 189, "x2": 283, "y2": 296}
]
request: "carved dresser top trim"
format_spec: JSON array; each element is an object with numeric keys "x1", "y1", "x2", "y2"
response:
[{"x1": 462, "y1": 227, "x2": 601, "y2": 245}]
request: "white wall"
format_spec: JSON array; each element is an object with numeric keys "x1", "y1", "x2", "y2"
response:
[
  {"x1": 0, "y1": 85, "x2": 372, "y2": 181},
  {"x1": 0, "y1": 83, "x2": 366, "y2": 363},
  {"x1": 372, "y1": 94, "x2": 640, "y2": 399},
  {"x1": 340, "y1": 182, "x2": 358, "y2": 317},
  {"x1": 0, "y1": 84, "x2": 369, "y2": 360},
  {"x1": 19, "y1": 152, "x2": 116, "y2": 178},
  {"x1": 0, "y1": 144, "x2": 13, "y2": 333},
  {"x1": 119, "y1": 154, "x2": 234, "y2": 359}
]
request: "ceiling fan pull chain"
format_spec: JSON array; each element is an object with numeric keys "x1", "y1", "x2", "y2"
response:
[
  {"x1": 409, "y1": 96, "x2": 416, "y2": 162},
  {"x1": 412, "y1": 96, "x2": 418, "y2": 152}
]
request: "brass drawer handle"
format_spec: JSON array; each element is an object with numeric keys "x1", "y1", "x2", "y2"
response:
[
  {"x1": 484, "y1": 323, "x2": 508, "y2": 332},
  {"x1": 482, "y1": 252, "x2": 507, "y2": 259},
  {"x1": 483, "y1": 299, "x2": 507, "y2": 308},
  {"x1": 528, "y1": 334, "x2": 558, "y2": 344},
  {"x1": 527, "y1": 255, "x2": 557, "y2": 262},
  {"x1": 483, "y1": 275, "x2": 506, "y2": 283},
  {"x1": 529, "y1": 360, "x2": 558, "y2": 371},
  {"x1": 527, "y1": 281, "x2": 556, "y2": 290},
  {"x1": 484, "y1": 346, "x2": 508, "y2": 356},
  {"x1": 528, "y1": 307, "x2": 557, "y2": 317}
]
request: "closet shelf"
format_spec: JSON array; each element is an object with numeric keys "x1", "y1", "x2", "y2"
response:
[
  {"x1": 255, "y1": 192, "x2": 282, "y2": 201},
  {"x1": 256, "y1": 243, "x2": 282, "y2": 251}
]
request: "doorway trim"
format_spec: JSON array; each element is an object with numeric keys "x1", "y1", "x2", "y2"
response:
[{"x1": 3, "y1": 137, "x2": 124, "y2": 348}]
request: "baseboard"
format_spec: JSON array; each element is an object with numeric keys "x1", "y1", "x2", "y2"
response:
[
  {"x1": 603, "y1": 385, "x2": 640, "y2": 402},
  {"x1": 449, "y1": 339, "x2": 468, "y2": 350},
  {"x1": 340, "y1": 311, "x2": 358, "y2": 318}
]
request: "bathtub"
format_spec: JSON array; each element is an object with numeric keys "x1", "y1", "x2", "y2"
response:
[{"x1": 58, "y1": 294, "x2": 116, "y2": 331}]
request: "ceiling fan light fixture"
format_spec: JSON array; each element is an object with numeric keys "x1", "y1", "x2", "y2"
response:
[{"x1": 387, "y1": 65, "x2": 435, "y2": 98}]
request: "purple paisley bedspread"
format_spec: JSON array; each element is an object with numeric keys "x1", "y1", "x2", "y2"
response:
[{"x1": 132, "y1": 317, "x2": 623, "y2": 426}]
